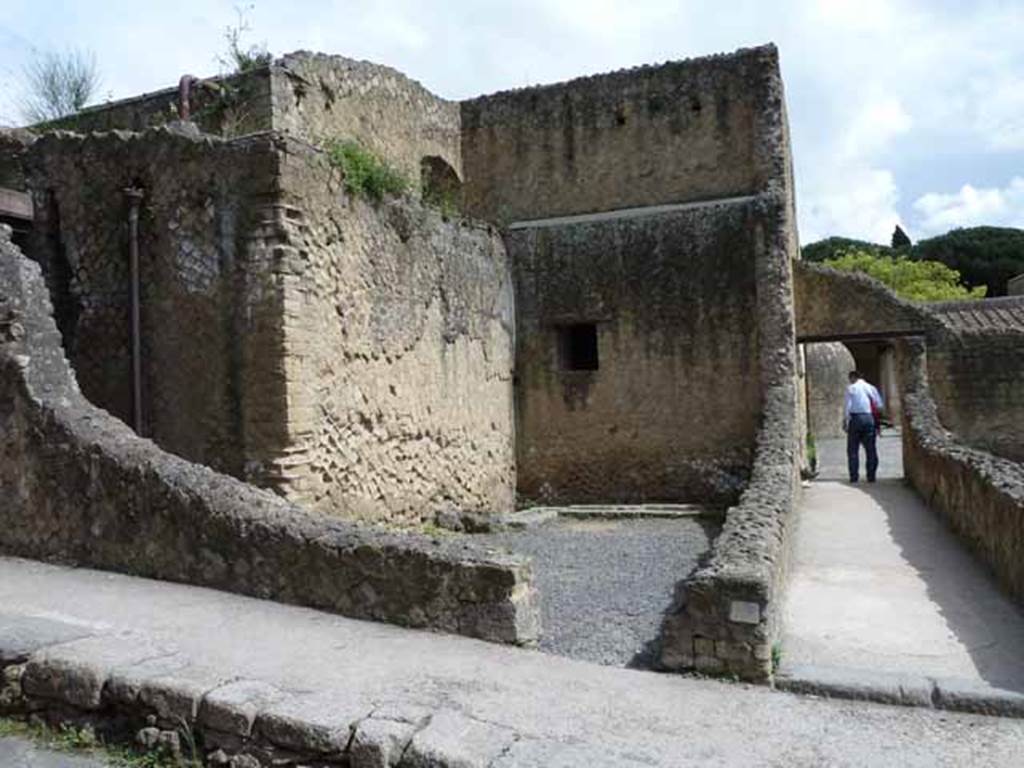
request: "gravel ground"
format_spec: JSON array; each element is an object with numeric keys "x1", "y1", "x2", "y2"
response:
[{"x1": 476, "y1": 516, "x2": 719, "y2": 668}]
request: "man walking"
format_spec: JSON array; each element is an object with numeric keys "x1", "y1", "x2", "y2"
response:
[{"x1": 844, "y1": 370, "x2": 884, "y2": 483}]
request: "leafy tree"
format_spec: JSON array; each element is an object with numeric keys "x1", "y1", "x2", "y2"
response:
[
  {"x1": 822, "y1": 250, "x2": 987, "y2": 302},
  {"x1": 803, "y1": 226, "x2": 1024, "y2": 296},
  {"x1": 19, "y1": 49, "x2": 100, "y2": 124},
  {"x1": 802, "y1": 236, "x2": 890, "y2": 263},
  {"x1": 912, "y1": 227, "x2": 1024, "y2": 297},
  {"x1": 891, "y1": 224, "x2": 912, "y2": 249}
]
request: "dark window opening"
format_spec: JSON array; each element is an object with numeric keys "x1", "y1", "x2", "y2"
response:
[{"x1": 558, "y1": 323, "x2": 599, "y2": 371}]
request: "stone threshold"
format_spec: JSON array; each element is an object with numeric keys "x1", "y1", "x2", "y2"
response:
[{"x1": 776, "y1": 663, "x2": 1024, "y2": 720}]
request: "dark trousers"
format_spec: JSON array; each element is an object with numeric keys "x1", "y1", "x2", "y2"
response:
[{"x1": 847, "y1": 413, "x2": 878, "y2": 482}]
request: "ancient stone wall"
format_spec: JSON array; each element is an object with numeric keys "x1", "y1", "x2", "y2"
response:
[
  {"x1": 804, "y1": 342, "x2": 855, "y2": 440},
  {"x1": 255, "y1": 139, "x2": 515, "y2": 523},
  {"x1": 21, "y1": 127, "x2": 285, "y2": 478},
  {"x1": 506, "y1": 199, "x2": 763, "y2": 506},
  {"x1": 270, "y1": 53, "x2": 462, "y2": 194},
  {"x1": 795, "y1": 263, "x2": 1024, "y2": 461},
  {"x1": 656, "y1": 49, "x2": 803, "y2": 680},
  {"x1": 38, "y1": 70, "x2": 273, "y2": 137},
  {"x1": 0, "y1": 224, "x2": 538, "y2": 644},
  {"x1": 927, "y1": 329, "x2": 1024, "y2": 462},
  {"x1": 901, "y1": 338, "x2": 1024, "y2": 602},
  {"x1": 460, "y1": 45, "x2": 780, "y2": 224}
]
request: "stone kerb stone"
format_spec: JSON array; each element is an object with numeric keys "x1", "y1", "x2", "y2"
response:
[{"x1": 0, "y1": 224, "x2": 539, "y2": 647}]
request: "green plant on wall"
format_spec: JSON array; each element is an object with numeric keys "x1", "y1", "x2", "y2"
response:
[
  {"x1": 324, "y1": 139, "x2": 409, "y2": 202},
  {"x1": 219, "y1": 4, "x2": 272, "y2": 74}
]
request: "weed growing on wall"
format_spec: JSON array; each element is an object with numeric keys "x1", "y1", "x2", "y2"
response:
[{"x1": 325, "y1": 139, "x2": 409, "y2": 202}]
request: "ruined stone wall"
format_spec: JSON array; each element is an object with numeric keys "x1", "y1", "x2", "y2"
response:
[
  {"x1": 21, "y1": 128, "x2": 285, "y2": 478},
  {"x1": 37, "y1": 70, "x2": 273, "y2": 138},
  {"x1": 0, "y1": 224, "x2": 538, "y2": 644},
  {"x1": 506, "y1": 199, "x2": 763, "y2": 506},
  {"x1": 270, "y1": 53, "x2": 462, "y2": 194},
  {"x1": 804, "y1": 342, "x2": 855, "y2": 440},
  {"x1": 901, "y1": 338, "x2": 1024, "y2": 603},
  {"x1": 266, "y1": 141, "x2": 515, "y2": 523},
  {"x1": 460, "y1": 45, "x2": 780, "y2": 223},
  {"x1": 927, "y1": 330, "x2": 1024, "y2": 462},
  {"x1": 795, "y1": 263, "x2": 1024, "y2": 461}
]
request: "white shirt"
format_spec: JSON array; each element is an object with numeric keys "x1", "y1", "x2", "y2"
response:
[{"x1": 844, "y1": 378, "x2": 883, "y2": 426}]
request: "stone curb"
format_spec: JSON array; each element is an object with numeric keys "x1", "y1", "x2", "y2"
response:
[
  {"x1": 775, "y1": 663, "x2": 1024, "y2": 720},
  {"x1": 1, "y1": 613, "x2": 646, "y2": 767},
  {"x1": 500, "y1": 505, "x2": 718, "y2": 530}
]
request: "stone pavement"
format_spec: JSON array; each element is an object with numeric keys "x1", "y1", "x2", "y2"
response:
[
  {"x1": 2, "y1": 557, "x2": 1024, "y2": 766},
  {"x1": 0, "y1": 738, "x2": 110, "y2": 767},
  {"x1": 780, "y1": 435, "x2": 1024, "y2": 715}
]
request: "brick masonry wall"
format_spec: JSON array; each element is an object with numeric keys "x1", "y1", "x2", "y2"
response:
[
  {"x1": 505, "y1": 199, "x2": 763, "y2": 506},
  {"x1": 21, "y1": 127, "x2": 284, "y2": 478},
  {"x1": 460, "y1": 45, "x2": 781, "y2": 223},
  {"x1": 270, "y1": 53, "x2": 462, "y2": 195},
  {"x1": 901, "y1": 337, "x2": 1024, "y2": 602},
  {"x1": 264, "y1": 140, "x2": 515, "y2": 523},
  {"x1": 0, "y1": 223, "x2": 539, "y2": 645}
]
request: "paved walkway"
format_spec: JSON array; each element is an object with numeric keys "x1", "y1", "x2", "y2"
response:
[
  {"x1": 781, "y1": 435, "x2": 1024, "y2": 709},
  {"x1": 1, "y1": 557, "x2": 1023, "y2": 766}
]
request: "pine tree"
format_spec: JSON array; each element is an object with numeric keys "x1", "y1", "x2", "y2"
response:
[{"x1": 891, "y1": 224, "x2": 912, "y2": 249}]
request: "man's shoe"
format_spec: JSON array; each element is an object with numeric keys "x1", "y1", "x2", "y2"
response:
[{"x1": 867, "y1": 477, "x2": 876, "y2": 483}]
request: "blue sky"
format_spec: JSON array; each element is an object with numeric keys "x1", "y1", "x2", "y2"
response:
[{"x1": 2, "y1": 0, "x2": 1022, "y2": 244}]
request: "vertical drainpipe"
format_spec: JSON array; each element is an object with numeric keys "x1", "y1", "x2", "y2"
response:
[{"x1": 124, "y1": 187, "x2": 145, "y2": 435}]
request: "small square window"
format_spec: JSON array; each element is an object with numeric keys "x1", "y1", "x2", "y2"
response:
[{"x1": 558, "y1": 323, "x2": 599, "y2": 371}]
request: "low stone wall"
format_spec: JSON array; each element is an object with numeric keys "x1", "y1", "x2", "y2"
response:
[
  {"x1": 0, "y1": 225, "x2": 538, "y2": 646},
  {"x1": 901, "y1": 338, "x2": 1024, "y2": 602}
]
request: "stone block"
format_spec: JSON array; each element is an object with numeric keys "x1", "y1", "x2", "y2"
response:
[
  {"x1": 402, "y1": 709, "x2": 515, "y2": 768},
  {"x1": 0, "y1": 614, "x2": 95, "y2": 665},
  {"x1": 350, "y1": 717, "x2": 417, "y2": 768},
  {"x1": 22, "y1": 634, "x2": 167, "y2": 711},
  {"x1": 199, "y1": 679, "x2": 284, "y2": 737},
  {"x1": 138, "y1": 667, "x2": 232, "y2": 726},
  {"x1": 256, "y1": 691, "x2": 373, "y2": 754}
]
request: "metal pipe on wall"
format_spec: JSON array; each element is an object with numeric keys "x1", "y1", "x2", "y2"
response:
[{"x1": 124, "y1": 186, "x2": 145, "y2": 435}]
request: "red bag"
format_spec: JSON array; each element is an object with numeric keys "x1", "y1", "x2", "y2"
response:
[{"x1": 870, "y1": 395, "x2": 883, "y2": 435}]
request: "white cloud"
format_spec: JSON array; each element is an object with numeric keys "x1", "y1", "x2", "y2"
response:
[
  {"x1": 800, "y1": 168, "x2": 903, "y2": 244},
  {"x1": 912, "y1": 177, "x2": 1024, "y2": 236}
]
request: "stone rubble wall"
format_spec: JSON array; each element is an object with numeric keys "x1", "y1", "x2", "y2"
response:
[
  {"x1": 900, "y1": 337, "x2": 1024, "y2": 602},
  {"x1": 0, "y1": 224, "x2": 539, "y2": 646},
  {"x1": 461, "y1": 45, "x2": 780, "y2": 224},
  {"x1": 270, "y1": 53, "x2": 463, "y2": 194},
  {"x1": 795, "y1": 261, "x2": 1024, "y2": 463},
  {"x1": 657, "y1": 50, "x2": 803, "y2": 679},
  {"x1": 505, "y1": 199, "x2": 763, "y2": 507},
  {"x1": 926, "y1": 328, "x2": 1024, "y2": 463},
  {"x1": 265, "y1": 139, "x2": 516, "y2": 523},
  {"x1": 35, "y1": 70, "x2": 274, "y2": 138},
  {"x1": 21, "y1": 127, "x2": 287, "y2": 479}
]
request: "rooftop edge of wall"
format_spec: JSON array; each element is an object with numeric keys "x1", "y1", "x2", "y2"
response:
[{"x1": 461, "y1": 44, "x2": 779, "y2": 107}]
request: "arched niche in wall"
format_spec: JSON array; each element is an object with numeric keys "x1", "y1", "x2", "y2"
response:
[{"x1": 420, "y1": 156, "x2": 462, "y2": 210}]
